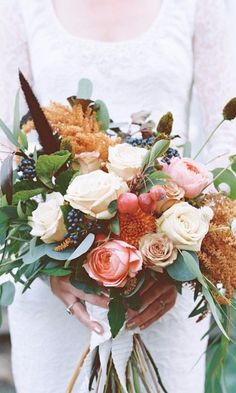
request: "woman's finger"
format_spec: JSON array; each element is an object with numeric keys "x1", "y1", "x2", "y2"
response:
[
  {"x1": 70, "y1": 287, "x2": 109, "y2": 309},
  {"x1": 72, "y1": 301, "x2": 104, "y2": 335},
  {"x1": 140, "y1": 281, "x2": 173, "y2": 310},
  {"x1": 126, "y1": 299, "x2": 169, "y2": 330}
]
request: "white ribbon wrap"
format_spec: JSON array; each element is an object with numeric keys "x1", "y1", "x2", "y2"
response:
[{"x1": 76, "y1": 302, "x2": 137, "y2": 393}]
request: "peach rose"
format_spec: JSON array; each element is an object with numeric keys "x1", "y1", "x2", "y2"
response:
[
  {"x1": 155, "y1": 181, "x2": 185, "y2": 214},
  {"x1": 139, "y1": 233, "x2": 177, "y2": 272},
  {"x1": 84, "y1": 240, "x2": 143, "y2": 287},
  {"x1": 163, "y1": 157, "x2": 212, "y2": 199}
]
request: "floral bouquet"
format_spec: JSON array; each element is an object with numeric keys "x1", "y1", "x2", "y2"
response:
[{"x1": 0, "y1": 72, "x2": 236, "y2": 392}]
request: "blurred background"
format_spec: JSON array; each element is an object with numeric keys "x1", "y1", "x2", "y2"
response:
[{"x1": 0, "y1": 1, "x2": 236, "y2": 392}]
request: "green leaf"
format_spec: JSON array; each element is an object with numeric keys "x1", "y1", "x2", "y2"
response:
[
  {"x1": 110, "y1": 216, "x2": 120, "y2": 235},
  {"x1": 71, "y1": 263, "x2": 101, "y2": 294},
  {"x1": 229, "y1": 155, "x2": 236, "y2": 173},
  {"x1": 127, "y1": 294, "x2": 141, "y2": 311},
  {"x1": 143, "y1": 139, "x2": 170, "y2": 167},
  {"x1": 167, "y1": 251, "x2": 199, "y2": 282},
  {"x1": 36, "y1": 150, "x2": 71, "y2": 188},
  {"x1": 141, "y1": 171, "x2": 170, "y2": 192},
  {"x1": 108, "y1": 296, "x2": 126, "y2": 338},
  {"x1": 55, "y1": 169, "x2": 77, "y2": 195},
  {"x1": 65, "y1": 233, "x2": 95, "y2": 267},
  {"x1": 203, "y1": 287, "x2": 229, "y2": 339},
  {"x1": 13, "y1": 89, "x2": 20, "y2": 138},
  {"x1": 77, "y1": 78, "x2": 93, "y2": 99},
  {"x1": 18, "y1": 130, "x2": 28, "y2": 150},
  {"x1": 108, "y1": 200, "x2": 118, "y2": 215},
  {"x1": 212, "y1": 168, "x2": 236, "y2": 200},
  {"x1": 0, "y1": 118, "x2": 20, "y2": 147},
  {"x1": 41, "y1": 267, "x2": 71, "y2": 276},
  {"x1": 13, "y1": 187, "x2": 46, "y2": 204},
  {"x1": 95, "y1": 99, "x2": 110, "y2": 131},
  {"x1": 0, "y1": 281, "x2": 16, "y2": 306}
]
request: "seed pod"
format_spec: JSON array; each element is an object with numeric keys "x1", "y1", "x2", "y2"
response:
[
  {"x1": 156, "y1": 112, "x2": 173, "y2": 136},
  {"x1": 223, "y1": 98, "x2": 236, "y2": 121}
]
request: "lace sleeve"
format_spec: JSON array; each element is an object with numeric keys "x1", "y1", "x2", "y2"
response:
[
  {"x1": 0, "y1": 0, "x2": 32, "y2": 156},
  {"x1": 193, "y1": 0, "x2": 236, "y2": 167}
]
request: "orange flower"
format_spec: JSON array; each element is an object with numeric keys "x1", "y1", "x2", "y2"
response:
[{"x1": 118, "y1": 208, "x2": 156, "y2": 248}]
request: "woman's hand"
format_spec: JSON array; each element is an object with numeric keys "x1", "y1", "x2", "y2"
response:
[
  {"x1": 126, "y1": 275, "x2": 177, "y2": 331},
  {"x1": 50, "y1": 276, "x2": 109, "y2": 335}
]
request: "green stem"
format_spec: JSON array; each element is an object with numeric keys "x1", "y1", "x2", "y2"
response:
[{"x1": 193, "y1": 119, "x2": 225, "y2": 160}]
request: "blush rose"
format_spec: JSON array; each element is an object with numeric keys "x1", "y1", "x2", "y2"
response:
[{"x1": 163, "y1": 157, "x2": 212, "y2": 199}]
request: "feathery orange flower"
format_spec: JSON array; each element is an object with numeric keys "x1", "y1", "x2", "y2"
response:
[{"x1": 118, "y1": 208, "x2": 156, "y2": 249}]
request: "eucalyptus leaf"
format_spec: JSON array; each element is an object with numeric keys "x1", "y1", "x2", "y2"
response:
[
  {"x1": 0, "y1": 281, "x2": 16, "y2": 306},
  {"x1": 95, "y1": 99, "x2": 110, "y2": 131},
  {"x1": 212, "y1": 168, "x2": 236, "y2": 200},
  {"x1": 183, "y1": 141, "x2": 192, "y2": 157},
  {"x1": 108, "y1": 200, "x2": 118, "y2": 215},
  {"x1": 167, "y1": 251, "x2": 199, "y2": 282},
  {"x1": 65, "y1": 233, "x2": 95, "y2": 267},
  {"x1": 77, "y1": 78, "x2": 93, "y2": 99},
  {"x1": 110, "y1": 216, "x2": 120, "y2": 235},
  {"x1": 22, "y1": 244, "x2": 46, "y2": 264}
]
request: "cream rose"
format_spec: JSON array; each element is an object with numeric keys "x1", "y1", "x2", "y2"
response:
[
  {"x1": 73, "y1": 151, "x2": 102, "y2": 174},
  {"x1": 64, "y1": 170, "x2": 128, "y2": 219},
  {"x1": 139, "y1": 233, "x2": 177, "y2": 272},
  {"x1": 155, "y1": 181, "x2": 185, "y2": 214},
  {"x1": 158, "y1": 202, "x2": 214, "y2": 251},
  {"x1": 107, "y1": 143, "x2": 147, "y2": 181},
  {"x1": 29, "y1": 192, "x2": 66, "y2": 243}
]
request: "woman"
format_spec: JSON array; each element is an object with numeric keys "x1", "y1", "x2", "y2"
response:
[{"x1": 0, "y1": 1, "x2": 235, "y2": 392}]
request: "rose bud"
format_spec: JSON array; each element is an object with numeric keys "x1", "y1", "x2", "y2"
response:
[
  {"x1": 138, "y1": 193, "x2": 156, "y2": 213},
  {"x1": 118, "y1": 192, "x2": 139, "y2": 214},
  {"x1": 150, "y1": 185, "x2": 166, "y2": 201}
]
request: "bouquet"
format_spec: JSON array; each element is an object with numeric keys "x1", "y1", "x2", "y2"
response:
[{"x1": 0, "y1": 72, "x2": 236, "y2": 392}]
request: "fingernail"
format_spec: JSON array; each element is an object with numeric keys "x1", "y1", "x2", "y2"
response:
[
  {"x1": 126, "y1": 322, "x2": 136, "y2": 330},
  {"x1": 93, "y1": 325, "x2": 103, "y2": 335}
]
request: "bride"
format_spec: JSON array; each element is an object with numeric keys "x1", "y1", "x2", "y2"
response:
[{"x1": 0, "y1": 1, "x2": 235, "y2": 392}]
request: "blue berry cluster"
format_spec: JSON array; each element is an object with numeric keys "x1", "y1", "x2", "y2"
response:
[
  {"x1": 161, "y1": 148, "x2": 181, "y2": 165},
  {"x1": 125, "y1": 136, "x2": 155, "y2": 148},
  {"x1": 17, "y1": 154, "x2": 36, "y2": 180},
  {"x1": 66, "y1": 208, "x2": 106, "y2": 245}
]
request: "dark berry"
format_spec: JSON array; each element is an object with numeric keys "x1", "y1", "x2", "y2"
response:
[
  {"x1": 161, "y1": 148, "x2": 181, "y2": 165},
  {"x1": 17, "y1": 156, "x2": 36, "y2": 180}
]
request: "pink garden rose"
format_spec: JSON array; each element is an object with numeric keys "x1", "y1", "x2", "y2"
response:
[
  {"x1": 84, "y1": 240, "x2": 143, "y2": 287},
  {"x1": 163, "y1": 157, "x2": 212, "y2": 199}
]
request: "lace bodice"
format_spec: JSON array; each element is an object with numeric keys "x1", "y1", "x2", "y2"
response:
[{"x1": 0, "y1": 0, "x2": 235, "y2": 166}]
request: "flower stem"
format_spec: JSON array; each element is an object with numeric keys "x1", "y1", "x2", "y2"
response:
[{"x1": 193, "y1": 119, "x2": 225, "y2": 160}]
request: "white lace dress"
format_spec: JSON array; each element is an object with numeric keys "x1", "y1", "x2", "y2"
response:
[{"x1": 0, "y1": 1, "x2": 235, "y2": 392}]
